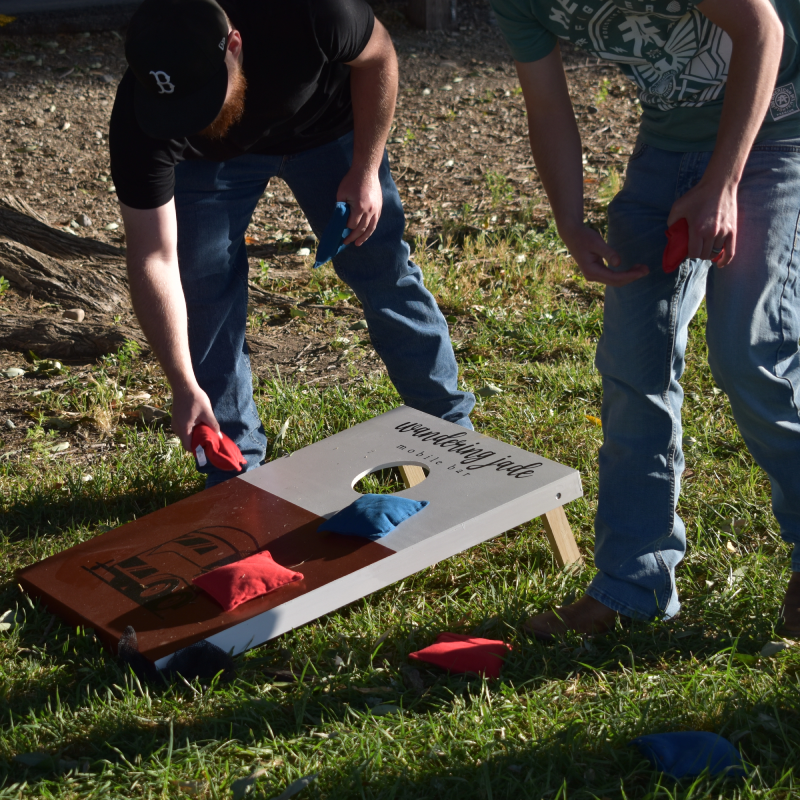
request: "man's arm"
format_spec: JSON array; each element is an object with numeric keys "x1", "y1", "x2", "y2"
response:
[
  {"x1": 668, "y1": 0, "x2": 783, "y2": 265},
  {"x1": 516, "y1": 46, "x2": 648, "y2": 286},
  {"x1": 120, "y1": 200, "x2": 219, "y2": 449},
  {"x1": 339, "y1": 18, "x2": 398, "y2": 245}
]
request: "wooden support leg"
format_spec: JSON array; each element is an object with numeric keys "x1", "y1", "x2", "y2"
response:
[
  {"x1": 399, "y1": 465, "x2": 581, "y2": 569},
  {"x1": 398, "y1": 464, "x2": 427, "y2": 488},
  {"x1": 540, "y1": 506, "x2": 583, "y2": 569}
]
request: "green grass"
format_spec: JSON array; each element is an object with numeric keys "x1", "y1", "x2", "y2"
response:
[{"x1": 1, "y1": 221, "x2": 798, "y2": 799}]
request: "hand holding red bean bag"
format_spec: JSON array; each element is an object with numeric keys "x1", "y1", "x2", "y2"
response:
[
  {"x1": 190, "y1": 423, "x2": 247, "y2": 472},
  {"x1": 663, "y1": 218, "x2": 724, "y2": 273}
]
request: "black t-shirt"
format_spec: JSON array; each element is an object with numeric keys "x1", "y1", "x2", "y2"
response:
[{"x1": 109, "y1": 0, "x2": 374, "y2": 210}]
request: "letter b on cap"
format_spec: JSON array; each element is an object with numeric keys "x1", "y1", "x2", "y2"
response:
[{"x1": 150, "y1": 70, "x2": 175, "y2": 94}]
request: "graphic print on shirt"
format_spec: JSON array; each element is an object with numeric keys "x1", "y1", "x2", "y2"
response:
[
  {"x1": 549, "y1": 1, "x2": 731, "y2": 111},
  {"x1": 770, "y1": 83, "x2": 800, "y2": 121}
]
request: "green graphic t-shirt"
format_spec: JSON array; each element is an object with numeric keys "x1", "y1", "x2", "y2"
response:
[{"x1": 490, "y1": 0, "x2": 800, "y2": 150}]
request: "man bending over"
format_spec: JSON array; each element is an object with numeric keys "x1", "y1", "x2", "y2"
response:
[{"x1": 110, "y1": 0, "x2": 475, "y2": 486}]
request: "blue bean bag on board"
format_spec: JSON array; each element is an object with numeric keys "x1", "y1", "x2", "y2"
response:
[{"x1": 318, "y1": 494, "x2": 428, "y2": 540}]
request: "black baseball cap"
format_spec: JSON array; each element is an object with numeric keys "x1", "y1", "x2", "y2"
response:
[{"x1": 125, "y1": 0, "x2": 230, "y2": 140}]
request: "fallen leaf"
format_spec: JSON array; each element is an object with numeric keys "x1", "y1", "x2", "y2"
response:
[
  {"x1": 0, "y1": 608, "x2": 22, "y2": 632},
  {"x1": 137, "y1": 405, "x2": 169, "y2": 424},
  {"x1": 169, "y1": 779, "x2": 206, "y2": 796},
  {"x1": 403, "y1": 667, "x2": 424, "y2": 691},
  {"x1": 272, "y1": 418, "x2": 291, "y2": 451},
  {"x1": 231, "y1": 767, "x2": 267, "y2": 800},
  {"x1": 43, "y1": 417, "x2": 72, "y2": 431},
  {"x1": 585, "y1": 414, "x2": 602, "y2": 427},
  {"x1": 13, "y1": 753, "x2": 79, "y2": 772},
  {"x1": 761, "y1": 641, "x2": 788, "y2": 657},
  {"x1": 269, "y1": 773, "x2": 319, "y2": 800}
]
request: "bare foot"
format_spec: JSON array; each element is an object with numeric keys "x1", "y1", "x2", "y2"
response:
[
  {"x1": 779, "y1": 572, "x2": 800, "y2": 637},
  {"x1": 523, "y1": 595, "x2": 619, "y2": 641}
]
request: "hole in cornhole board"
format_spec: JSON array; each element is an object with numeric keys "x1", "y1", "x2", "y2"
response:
[{"x1": 352, "y1": 463, "x2": 429, "y2": 494}]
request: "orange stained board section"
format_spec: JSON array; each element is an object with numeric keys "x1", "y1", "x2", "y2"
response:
[{"x1": 17, "y1": 480, "x2": 393, "y2": 662}]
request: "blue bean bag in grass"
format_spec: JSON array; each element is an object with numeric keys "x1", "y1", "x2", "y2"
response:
[
  {"x1": 318, "y1": 494, "x2": 429, "y2": 540},
  {"x1": 313, "y1": 202, "x2": 351, "y2": 268},
  {"x1": 629, "y1": 732, "x2": 746, "y2": 780}
]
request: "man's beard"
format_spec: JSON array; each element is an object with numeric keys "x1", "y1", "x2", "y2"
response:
[{"x1": 200, "y1": 62, "x2": 247, "y2": 140}]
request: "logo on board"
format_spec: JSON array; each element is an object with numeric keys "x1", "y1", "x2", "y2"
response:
[{"x1": 393, "y1": 421, "x2": 542, "y2": 478}]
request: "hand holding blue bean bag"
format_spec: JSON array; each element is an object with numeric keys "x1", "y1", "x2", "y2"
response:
[
  {"x1": 629, "y1": 732, "x2": 746, "y2": 780},
  {"x1": 318, "y1": 494, "x2": 428, "y2": 540},
  {"x1": 313, "y1": 201, "x2": 351, "y2": 268}
]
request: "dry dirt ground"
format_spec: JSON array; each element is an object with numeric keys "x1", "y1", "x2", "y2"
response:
[{"x1": 0, "y1": 0, "x2": 640, "y2": 458}]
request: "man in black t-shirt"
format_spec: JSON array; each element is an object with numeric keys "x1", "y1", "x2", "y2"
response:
[{"x1": 110, "y1": 0, "x2": 474, "y2": 486}]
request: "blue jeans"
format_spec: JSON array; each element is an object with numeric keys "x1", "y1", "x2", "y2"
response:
[
  {"x1": 587, "y1": 138, "x2": 800, "y2": 620},
  {"x1": 174, "y1": 131, "x2": 474, "y2": 486}
]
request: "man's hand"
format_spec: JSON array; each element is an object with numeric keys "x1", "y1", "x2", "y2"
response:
[
  {"x1": 171, "y1": 383, "x2": 220, "y2": 452},
  {"x1": 560, "y1": 222, "x2": 649, "y2": 287},
  {"x1": 121, "y1": 199, "x2": 219, "y2": 455},
  {"x1": 337, "y1": 166, "x2": 382, "y2": 246},
  {"x1": 667, "y1": 180, "x2": 737, "y2": 267},
  {"x1": 344, "y1": 18, "x2": 397, "y2": 247}
]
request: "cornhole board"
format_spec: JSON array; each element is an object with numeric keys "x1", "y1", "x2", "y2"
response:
[{"x1": 18, "y1": 406, "x2": 583, "y2": 668}]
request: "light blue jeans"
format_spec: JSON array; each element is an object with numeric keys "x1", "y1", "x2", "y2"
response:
[
  {"x1": 587, "y1": 138, "x2": 800, "y2": 621},
  {"x1": 174, "y1": 131, "x2": 474, "y2": 486}
]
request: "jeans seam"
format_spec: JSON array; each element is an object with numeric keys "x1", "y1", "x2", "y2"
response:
[
  {"x1": 751, "y1": 145, "x2": 800, "y2": 153},
  {"x1": 663, "y1": 267, "x2": 685, "y2": 527},
  {"x1": 653, "y1": 550, "x2": 673, "y2": 616},
  {"x1": 775, "y1": 207, "x2": 800, "y2": 418}
]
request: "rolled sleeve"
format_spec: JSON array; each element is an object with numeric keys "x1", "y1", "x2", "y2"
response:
[{"x1": 490, "y1": 0, "x2": 557, "y2": 63}]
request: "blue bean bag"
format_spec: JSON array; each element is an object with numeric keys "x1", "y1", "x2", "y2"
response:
[
  {"x1": 629, "y1": 732, "x2": 746, "y2": 780},
  {"x1": 313, "y1": 201, "x2": 351, "y2": 268},
  {"x1": 318, "y1": 494, "x2": 428, "y2": 540}
]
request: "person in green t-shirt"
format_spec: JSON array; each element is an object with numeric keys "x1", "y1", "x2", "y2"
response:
[{"x1": 490, "y1": 0, "x2": 800, "y2": 638}]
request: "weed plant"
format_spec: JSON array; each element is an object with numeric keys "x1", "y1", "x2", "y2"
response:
[{"x1": 0, "y1": 221, "x2": 798, "y2": 798}]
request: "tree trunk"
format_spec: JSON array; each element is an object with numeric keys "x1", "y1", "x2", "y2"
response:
[
  {"x1": 0, "y1": 195, "x2": 124, "y2": 260},
  {"x1": 0, "y1": 237, "x2": 129, "y2": 313},
  {"x1": 0, "y1": 313, "x2": 145, "y2": 358}
]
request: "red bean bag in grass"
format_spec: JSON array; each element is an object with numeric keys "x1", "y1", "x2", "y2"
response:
[
  {"x1": 663, "y1": 218, "x2": 724, "y2": 273},
  {"x1": 190, "y1": 423, "x2": 247, "y2": 472},
  {"x1": 408, "y1": 633, "x2": 512, "y2": 679},
  {"x1": 192, "y1": 551, "x2": 304, "y2": 612}
]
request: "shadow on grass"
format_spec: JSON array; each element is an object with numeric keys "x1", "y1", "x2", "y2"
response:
[
  {"x1": 2, "y1": 608, "x2": 799, "y2": 792},
  {"x1": 3, "y1": 683, "x2": 798, "y2": 799},
  {"x1": 0, "y1": 475, "x2": 203, "y2": 543}
]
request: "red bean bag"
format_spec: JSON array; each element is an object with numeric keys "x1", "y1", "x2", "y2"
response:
[
  {"x1": 191, "y1": 423, "x2": 247, "y2": 472},
  {"x1": 408, "y1": 633, "x2": 512, "y2": 679},
  {"x1": 193, "y1": 550, "x2": 304, "y2": 611},
  {"x1": 663, "y1": 218, "x2": 724, "y2": 273}
]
